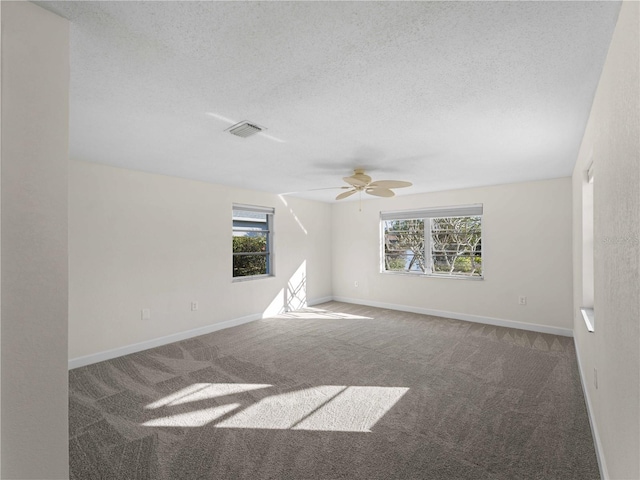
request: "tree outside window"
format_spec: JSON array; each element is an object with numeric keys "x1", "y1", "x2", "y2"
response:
[
  {"x1": 382, "y1": 205, "x2": 482, "y2": 278},
  {"x1": 232, "y1": 206, "x2": 274, "y2": 279}
]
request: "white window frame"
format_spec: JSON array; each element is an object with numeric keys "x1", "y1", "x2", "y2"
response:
[
  {"x1": 232, "y1": 204, "x2": 274, "y2": 281},
  {"x1": 380, "y1": 204, "x2": 483, "y2": 280}
]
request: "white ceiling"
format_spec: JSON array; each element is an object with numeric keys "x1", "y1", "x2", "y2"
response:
[{"x1": 38, "y1": 1, "x2": 620, "y2": 202}]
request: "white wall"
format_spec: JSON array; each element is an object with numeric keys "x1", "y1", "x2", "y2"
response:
[
  {"x1": 572, "y1": 2, "x2": 639, "y2": 479},
  {"x1": 332, "y1": 178, "x2": 573, "y2": 334},
  {"x1": 1, "y1": 4, "x2": 3, "y2": 473},
  {"x1": 1, "y1": 2, "x2": 69, "y2": 478},
  {"x1": 69, "y1": 160, "x2": 332, "y2": 360}
]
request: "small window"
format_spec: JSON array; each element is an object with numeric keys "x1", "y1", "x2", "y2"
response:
[
  {"x1": 381, "y1": 204, "x2": 483, "y2": 278},
  {"x1": 581, "y1": 162, "x2": 595, "y2": 331},
  {"x1": 232, "y1": 204, "x2": 274, "y2": 279}
]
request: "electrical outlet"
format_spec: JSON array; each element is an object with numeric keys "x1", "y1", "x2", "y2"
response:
[
  {"x1": 354, "y1": 281, "x2": 359, "y2": 288},
  {"x1": 191, "y1": 301, "x2": 198, "y2": 311},
  {"x1": 594, "y1": 368, "x2": 598, "y2": 389},
  {"x1": 141, "y1": 308, "x2": 151, "y2": 320},
  {"x1": 518, "y1": 296, "x2": 527, "y2": 305}
]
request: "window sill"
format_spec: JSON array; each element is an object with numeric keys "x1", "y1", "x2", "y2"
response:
[
  {"x1": 232, "y1": 274, "x2": 275, "y2": 283},
  {"x1": 380, "y1": 271, "x2": 483, "y2": 281},
  {"x1": 580, "y1": 307, "x2": 595, "y2": 332}
]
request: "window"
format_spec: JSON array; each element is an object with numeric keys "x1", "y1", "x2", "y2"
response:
[
  {"x1": 581, "y1": 162, "x2": 595, "y2": 332},
  {"x1": 232, "y1": 204, "x2": 274, "y2": 279},
  {"x1": 381, "y1": 204, "x2": 483, "y2": 278}
]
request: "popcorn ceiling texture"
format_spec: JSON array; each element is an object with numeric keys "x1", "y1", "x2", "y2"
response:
[{"x1": 37, "y1": 1, "x2": 620, "y2": 201}]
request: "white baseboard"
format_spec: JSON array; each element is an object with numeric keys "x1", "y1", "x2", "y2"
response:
[
  {"x1": 68, "y1": 295, "x2": 572, "y2": 369},
  {"x1": 308, "y1": 296, "x2": 334, "y2": 306},
  {"x1": 574, "y1": 339, "x2": 608, "y2": 480},
  {"x1": 68, "y1": 296, "x2": 335, "y2": 370},
  {"x1": 331, "y1": 296, "x2": 574, "y2": 337},
  {"x1": 68, "y1": 313, "x2": 261, "y2": 370}
]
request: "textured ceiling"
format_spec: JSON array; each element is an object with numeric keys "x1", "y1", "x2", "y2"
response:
[{"x1": 38, "y1": 1, "x2": 621, "y2": 202}]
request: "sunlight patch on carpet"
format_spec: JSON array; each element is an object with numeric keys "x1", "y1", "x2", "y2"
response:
[
  {"x1": 143, "y1": 403, "x2": 240, "y2": 427},
  {"x1": 275, "y1": 308, "x2": 374, "y2": 321},
  {"x1": 292, "y1": 386, "x2": 409, "y2": 432},
  {"x1": 142, "y1": 384, "x2": 408, "y2": 432},
  {"x1": 145, "y1": 383, "x2": 272, "y2": 409}
]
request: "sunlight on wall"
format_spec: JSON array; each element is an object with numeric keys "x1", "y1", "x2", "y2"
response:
[
  {"x1": 286, "y1": 261, "x2": 307, "y2": 312},
  {"x1": 278, "y1": 195, "x2": 308, "y2": 235},
  {"x1": 142, "y1": 384, "x2": 408, "y2": 432},
  {"x1": 263, "y1": 261, "x2": 307, "y2": 317},
  {"x1": 263, "y1": 288, "x2": 286, "y2": 318}
]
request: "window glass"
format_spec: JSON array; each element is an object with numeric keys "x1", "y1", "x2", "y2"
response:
[
  {"x1": 232, "y1": 206, "x2": 273, "y2": 279},
  {"x1": 382, "y1": 205, "x2": 482, "y2": 278}
]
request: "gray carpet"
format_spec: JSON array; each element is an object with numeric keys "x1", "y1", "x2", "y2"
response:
[{"x1": 69, "y1": 301, "x2": 599, "y2": 479}]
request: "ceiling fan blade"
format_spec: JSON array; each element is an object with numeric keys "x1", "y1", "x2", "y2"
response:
[
  {"x1": 343, "y1": 176, "x2": 368, "y2": 187},
  {"x1": 366, "y1": 187, "x2": 395, "y2": 198},
  {"x1": 336, "y1": 189, "x2": 358, "y2": 200},
  {"x1": 368, "y1": 180, "x2": 412, "y2": 189}
]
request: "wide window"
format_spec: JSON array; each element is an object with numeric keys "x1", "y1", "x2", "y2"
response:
[
  {"x1": 381, "y1": 204, "x2": 483, "y2": 278},
  {"x1": 232, "y1": 204, "x2": 274, "y2": 279}
]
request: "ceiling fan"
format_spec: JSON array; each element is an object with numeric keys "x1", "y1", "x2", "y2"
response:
[{"x1": 336, "y1": 169, "x2": 412, "y2": 200}]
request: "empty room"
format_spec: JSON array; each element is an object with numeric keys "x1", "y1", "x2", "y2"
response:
[{"x1": 1, "y1": 1, "x2": 638, "y2": 479}]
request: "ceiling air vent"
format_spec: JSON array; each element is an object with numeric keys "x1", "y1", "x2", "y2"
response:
[{"x1": 226, "y1": 121, "x2": 265, "y2": 138}]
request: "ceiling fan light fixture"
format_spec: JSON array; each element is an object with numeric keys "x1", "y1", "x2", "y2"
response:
[{"x1": 226, "y1": 121, "x2": 265, "y2": 138}]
